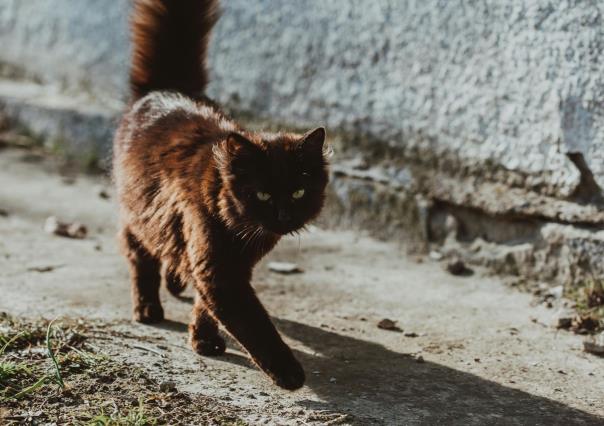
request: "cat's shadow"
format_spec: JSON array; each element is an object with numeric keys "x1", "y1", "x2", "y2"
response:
[
  {"x1": 148, "y1": 318, "x2": 252, "y2": 368},
  {"x1": 150, "y1": 318, "x2": 189, "y2": 333},
  {"x1": 150, "y1": 317, "x2": 601, "y2": 424},
  {"x1": 274, "y1": 318, "x2": 603, "y2": 424}
]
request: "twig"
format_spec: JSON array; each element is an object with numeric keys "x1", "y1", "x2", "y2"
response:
[{"x1": 131, "y1": 344, "x2": 167, "y2": 358}]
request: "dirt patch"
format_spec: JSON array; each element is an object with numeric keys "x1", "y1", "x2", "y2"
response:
[{"x1": 0, "y1": 314, "x2": 248, "y2": 425}]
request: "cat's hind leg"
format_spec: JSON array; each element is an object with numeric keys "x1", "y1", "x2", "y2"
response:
[
  {"x1": 120, "y1": 227, "x2": 164, "y2": 323},
  {"x1": 189, "y1": 294, "x2": 226, "y2": 356}
]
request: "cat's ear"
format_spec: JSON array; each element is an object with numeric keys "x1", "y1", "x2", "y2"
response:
[
  {"x1": 225, "y1": 133, "x2": 260, "y2": 156},
  {"x1": 299, "y1": 127, "x2": 326, "y2": 158},
  {"x1": 214, "y1": 132, "x2": 261, "y2": 171},
  {"x1": 215, "y1": 133, "x2": 258, "y2": 160}
]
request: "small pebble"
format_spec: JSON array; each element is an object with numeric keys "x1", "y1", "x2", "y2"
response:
[
  {"x1": 377, "y1": 318, "x2": 402, "y2": 332},
  {"x1": 583, "y1": 332, "x2": 604, "y2": 355},
  {"x1": 44, "y1": 216, "x2": 87, "y2": 239},
  {"x1": 267, "y1": 261, "x2": 303, "y2": 274},
  {"x1": 159, "y1": 381, "x2": 176, "y2": 393},
  {"x1": 446, "y1": 258, "x2": 473, "y2": 276},
  {"x1": 554, "y1": 308, "x2": 575, "y2": 329}
]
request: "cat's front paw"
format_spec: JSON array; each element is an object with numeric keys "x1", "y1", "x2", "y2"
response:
[
  {"x1": 133, "y1": 303, "x2": 164, "y2": 324},
  {"x1": 190, "y1": 334, "x2": 226, "y2": 356},
  {"x1": 265, "y1": 353, "x2": 305, "y2": 390}
]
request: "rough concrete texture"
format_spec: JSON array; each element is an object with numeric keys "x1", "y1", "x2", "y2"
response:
[
  {"x1": 0, "y1": 79, "x2": 115, "y2": 167},
  {"x1": 1, "y1": 147, "x2": 603, "y2": 425},
  {"x1": 0, "y1": 0, "x2": 130, "y2": 108},
  {"x1": 3, "y1": 0, "x2": 604, "y2": 195}
]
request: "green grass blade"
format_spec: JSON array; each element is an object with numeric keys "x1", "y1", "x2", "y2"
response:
[
  {"x1": 0, "y1": 331, "x2": 25, "y2": 355},
  {"x1": 46, "y1": 320, "x2": 65, "y2": 389},
  {"x1": 9, "y1": 374, "x2": 48, "y2": 400}
]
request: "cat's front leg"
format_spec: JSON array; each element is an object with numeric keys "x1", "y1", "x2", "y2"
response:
[
  {"x1": 189, "y1": 294, "x2": 226, "y2": 356},
  {"x1": 195, "y1": 273, "x2": 305, "y2": 390}
]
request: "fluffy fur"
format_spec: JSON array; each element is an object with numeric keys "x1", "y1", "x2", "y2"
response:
[{"x1": 113, "y1": 0, "x2": 329, "y2": 390}]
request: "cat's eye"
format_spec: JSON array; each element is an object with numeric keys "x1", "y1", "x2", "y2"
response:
[
  {"x1": 256, "y1": 192, "x2": 271, "y2": 201},
  {"x1": 292, "y1": 189, "x2": 305, "y2": 199}
]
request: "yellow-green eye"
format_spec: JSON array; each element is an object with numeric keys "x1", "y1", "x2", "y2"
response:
[
  {"x1": 292, "y1": 189, "x2": 305, "y2": 199},
  {"x1": 256, "y1": 192, "x2": 271, "y2": 201}
]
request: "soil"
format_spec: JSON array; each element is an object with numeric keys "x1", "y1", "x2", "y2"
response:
[{"x1": 0, "y1": 146, "x2": 603, "y2": 425}]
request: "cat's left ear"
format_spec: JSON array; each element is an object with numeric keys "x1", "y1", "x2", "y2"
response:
[
  {"x1": 299, "y1": 127, "x2": 326, "y2": 157},
  {"x1": 225, "y1": 133, "x2": 260, "y2": 158}
]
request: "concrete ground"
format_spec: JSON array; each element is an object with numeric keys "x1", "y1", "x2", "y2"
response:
[{"x1": 0, "y1": 146, "x2": 602, "y2": 425}]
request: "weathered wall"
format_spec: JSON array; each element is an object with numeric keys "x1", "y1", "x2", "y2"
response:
[
  {"x1": 3, "y1": 0, "x2": 604, "y2": 284},
  {"x1": 3, "y1": 0, "x2": 604, "y2": 196},
  {"x1": 0, "y1": 0, "x2": 129, "y2": 107}
]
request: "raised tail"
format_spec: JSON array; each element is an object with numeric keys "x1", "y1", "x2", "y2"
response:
[{"x1": 130, "y1": 0, "x2": 220, "y2": 102}]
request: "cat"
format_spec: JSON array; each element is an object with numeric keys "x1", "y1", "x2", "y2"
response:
[{"x1": 113, "y1": 0, "x2": 329, "y2": 390}]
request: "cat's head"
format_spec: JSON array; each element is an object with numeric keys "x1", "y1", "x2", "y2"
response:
[{"x1": 214, "y1": 127, "x2": 329, "y2": 235}]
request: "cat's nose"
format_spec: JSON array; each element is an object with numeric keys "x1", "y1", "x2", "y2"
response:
[{"x1": 278, "y1": 209, "x2": 291, "y2": 223}]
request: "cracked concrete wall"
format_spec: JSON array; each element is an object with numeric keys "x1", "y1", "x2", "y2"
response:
[{"x1": 2, "y1": 1, "x2": 604, "y2": 203}]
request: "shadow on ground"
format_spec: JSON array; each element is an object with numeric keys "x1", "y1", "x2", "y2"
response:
[
  {"x1": 151, "y1": 317, "x2": 601, "y2": 425},
  {"x1": 276, "y1": 319, "x2": 601, "y2": 425}
]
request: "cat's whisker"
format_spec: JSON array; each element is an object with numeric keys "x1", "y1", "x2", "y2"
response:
[
  {"x1": 248, "y1": 233, "x2": 261, "y2": 253},
  {"x1": 254, "y1": 226, "x2": 271, "y2": 253},
  {"x1": 235, "y1": 226, "x2": 253, "y2": 238},
  {"x1": 233, "y1": 221, "x2": 258, "y2": 238},
  {"x1": 252, "y1": 227, "x2": 265, "y2": 250},
  {"x1": 241, "y1": 225, "x2": 262, "y2": 253}
]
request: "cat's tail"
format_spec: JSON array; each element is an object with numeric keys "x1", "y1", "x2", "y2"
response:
[{"x1": 129, "y1": 0, "x2": 220, "y2": 102}]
